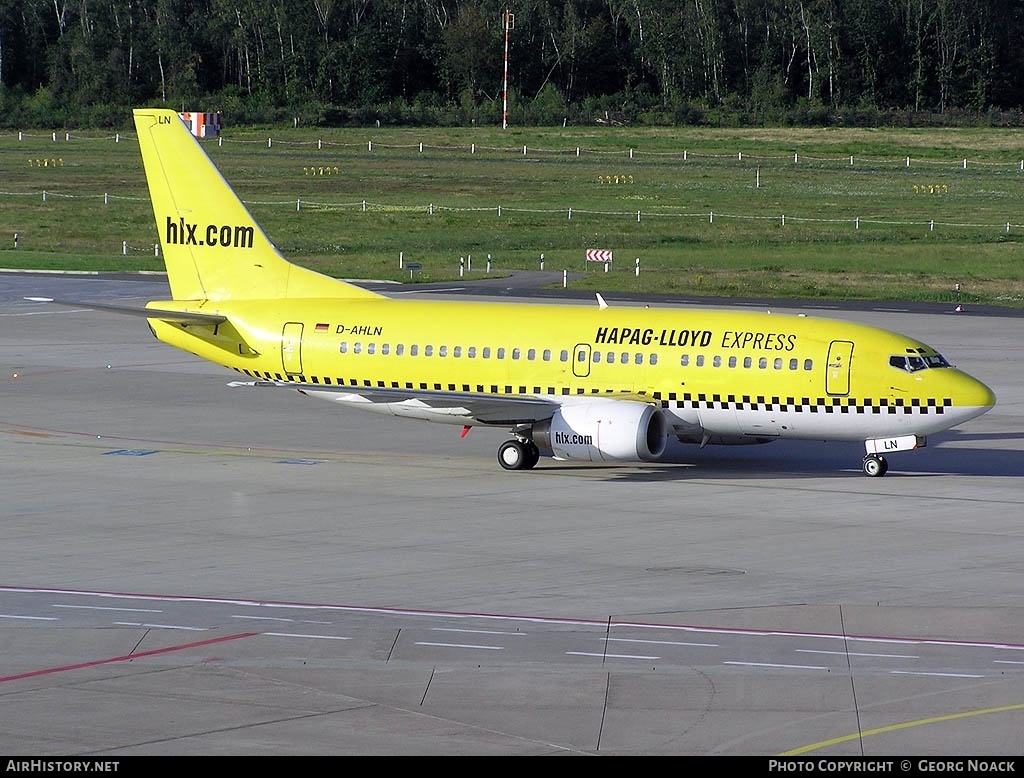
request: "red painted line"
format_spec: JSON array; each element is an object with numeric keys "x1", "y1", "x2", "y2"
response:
[{"x1": 0, "y1": 631, "x2": 259, "y2": 684}]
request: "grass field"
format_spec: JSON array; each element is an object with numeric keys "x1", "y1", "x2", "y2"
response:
[{"x1": 3, "y1": 122, "x2": 1024, "y2": 308}]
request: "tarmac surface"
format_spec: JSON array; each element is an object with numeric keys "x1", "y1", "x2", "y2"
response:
[{"x1": 1, "y1": 270, "x2": 1023, "y2": 756}]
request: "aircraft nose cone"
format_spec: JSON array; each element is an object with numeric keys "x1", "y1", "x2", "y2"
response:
[
  {"x1": 982, "y1": 383, "x2": 996, "y2": 408},
  {"x1": 972, "y1": 376, "x2": 996, "y2": 408},
  {"x1": 959, "y1": 373, "x2": 996, "y2": 420}
]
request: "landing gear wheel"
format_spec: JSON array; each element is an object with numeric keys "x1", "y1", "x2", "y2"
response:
[
  {"x1": 498, "y1": 440, "x2": 528, "y2": 470},
  {"x1": 862, "y1": 454, "x2": 888, "y2": 477},
  {"x1": 498, "y1": 439, "x2": 540, "y2": 471},
  {"x1": 523, "y1": 441, "x2": 540, "y2": 469}
]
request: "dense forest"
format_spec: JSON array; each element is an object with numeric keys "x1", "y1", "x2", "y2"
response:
[{"x1": 2, "y1": 0, "x2": 1023, "y2": 128}]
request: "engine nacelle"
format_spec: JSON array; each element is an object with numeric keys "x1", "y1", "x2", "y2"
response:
[{"x1": 533, "y1": 400, "x2": 668, "y2": 462}]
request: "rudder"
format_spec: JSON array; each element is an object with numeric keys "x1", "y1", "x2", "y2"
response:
[{"x1": 133, "y1": 108, "x2": 379, "y2": 302}]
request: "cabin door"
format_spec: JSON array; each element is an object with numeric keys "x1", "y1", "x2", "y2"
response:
[
  {"x1": 572, "y1": 343, "x2": 592, "y2": 378},
  {"x1": 281, "y1": 322, "x2": 304, "y2": 375},
  {"x1": 826, "y1": 340, "x2": 853, "y2": 395}
]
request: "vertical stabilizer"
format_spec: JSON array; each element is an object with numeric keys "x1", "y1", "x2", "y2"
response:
[{"x1": 132, "y1": 108, "x2": 379, "y2": 302}]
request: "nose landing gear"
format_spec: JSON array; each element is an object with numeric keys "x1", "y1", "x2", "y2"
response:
[{"x1": 862, "y1": 453, "x2": 888, "y2": 477}]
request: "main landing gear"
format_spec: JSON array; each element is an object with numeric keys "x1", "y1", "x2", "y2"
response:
[
  {"x1": 862, "y1": 453, "x2": 889, "y2": 477},
  {"x1": 498, "y1": 438, "x2": 540, "y2": 471}
]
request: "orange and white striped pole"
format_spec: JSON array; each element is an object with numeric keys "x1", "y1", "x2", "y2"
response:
[{"x1": 502, "y1": 9, "x2": 513, "y2": 130}]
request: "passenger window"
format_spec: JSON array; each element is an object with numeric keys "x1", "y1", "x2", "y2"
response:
[
  {"x1": 728, "y1": 356, "x2": 737, "y2": 368},
  {"x1": 803, "y1": 358, "x2": 812, "y2": 370},
  {"x1": 483, "y1": 347, "x2": 491, "y2": 359},
  {"x1": 593, "y1": 351, "x2": 602, "y2": 363},
  {"x1": 743, "y1": 356, "x2": 752, "y2": 369},
  {"x1": 339, "y1": 342, "x2": 349, "y2": 354},
  {"x1": 396, "y1": 344, "x2": 404, "y2": 356},
  {"x1": 453, "y1": 346, "x2": 461, "y2": 358},
  {"x1": 681, "y1": 355, "x2": 689, "y2": 366},
  {"x1": 696, "y1": 355, "x2": 705, "y2": 367},
  {"x1": 424, "y1": 345, "x2": 434, "y2": 357},
  {"x1": 713, "y1": 355, "x2": 722, "y2": 367},
  {"x1": 560, "y1": 350, "x2": 569, "y2": 362},
  {"x1": 353, "y1": 342, "x2": 362, "y2": 354},
  {"x1": 620, "y1": 352, "x2": 629, "y2": 364},
  {"x1": 381, "y1": 343, "x2": 390, "y2": 355},
  {"x1": 512, "y1": 348, "x2": 521, "y2": 360},
  {"x1": 650, "y1": 354, "x2": 658, "y2": 365},
  {"x1": 789, "y1": 358, "x2": 798, "y2": 370},
  {"x1": 759, "y1": 357, "x2": 767, "y2": 369},
  {"x1": 774, "y1": 357, "x2": 783, "y2": 370},
  {"x1": 528, "y1": 348, "x2": 536, "y2": 360},
  {"x1": 439, "y1": 345, "x2": 448, "y2": 357},
  {"x1": 543, "y1": 349, "x2": 551, "y2": 361},
  {"x1": 468, "y1": 346, "x2": 476, "y2": 358},
  {"x1": 497, "y1": 348, "x2": 505, "y2": 359},
  {"x1": 367, "y1": 343, "x2": 376, "y2": 355},
  {"x1": 635, "y1": 353, "x2": 643, "y2": 365},
  {"x1": 410, "y1": 345, "x2": 418, "y2": 356}
]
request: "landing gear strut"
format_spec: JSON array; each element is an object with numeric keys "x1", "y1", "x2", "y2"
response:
[
  {"x1": 498, "y1": 439, "x2": 540, "y2": 470},
  {"x1": 862, "y1": 453, "x2": 888, "y2": 477}
]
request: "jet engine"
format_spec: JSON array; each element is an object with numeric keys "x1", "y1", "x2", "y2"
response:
[{"x1": 532, "y1": 400, "x2": 668, "y2": 462}]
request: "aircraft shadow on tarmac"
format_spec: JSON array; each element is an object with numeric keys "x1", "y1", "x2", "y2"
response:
[{"x1": 532, "y1": 429, "x2": 1022, "y2": 482}]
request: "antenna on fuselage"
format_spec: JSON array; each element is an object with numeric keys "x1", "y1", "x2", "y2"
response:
[{"x1": 596, "y1": 293, "x2": 608, "y2": 310}]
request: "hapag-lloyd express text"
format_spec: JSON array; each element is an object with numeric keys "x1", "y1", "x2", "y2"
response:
[{"x1": 594, "y1": 326, "x2": 797, "y2": 351}]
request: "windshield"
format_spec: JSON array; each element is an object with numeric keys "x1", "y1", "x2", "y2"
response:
[{"x1": 889, "y1": 352, "x2": 951, "y2": 373}]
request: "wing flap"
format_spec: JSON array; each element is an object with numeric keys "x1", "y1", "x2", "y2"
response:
[{"x1": 228, "y1": 379, "x2": 560, "y2": 425}]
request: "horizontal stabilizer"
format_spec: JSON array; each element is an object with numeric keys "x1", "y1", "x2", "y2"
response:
[{"x1": 26, "y1": 297, "x2": 227, "y2": 324}]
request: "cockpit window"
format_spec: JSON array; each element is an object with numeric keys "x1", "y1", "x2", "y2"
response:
[{"x1": 889, "y1": 353, "x2": 951, "y2": 372}]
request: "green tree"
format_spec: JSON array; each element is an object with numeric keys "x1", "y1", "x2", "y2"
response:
[{"x1": 441, "y1": 3, "x2": 501, "y2": 104}]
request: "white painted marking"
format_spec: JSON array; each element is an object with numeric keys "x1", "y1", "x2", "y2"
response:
[
  {"x1": 416, "y1": 642, "x2": 505, "y2": 650},
  {"x1": 433, "y1": 627, "x2": 526, "y2": 636},
  {"x1": 232, "y1": 614, "x2": 331, "y2": 624},
  {"x1": 725, "y1": 661, "x2": 830, "y2": 670},
  {"x1": 608, "y1": 637, "x2": 718, "y2": 648},
  {"x1": 262, "y1": 632, "x2": 352, "y2": 641},
  {"x1": 889, "y1": 670, "x2": 985, "y2": 678},
  {"x1": 113, "y1": 621, "x2": 206, "y2": 631}
]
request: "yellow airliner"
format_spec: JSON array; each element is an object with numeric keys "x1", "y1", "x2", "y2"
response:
[{"x1": 36, "y1": 108, "x2": 996, "y2": 476}]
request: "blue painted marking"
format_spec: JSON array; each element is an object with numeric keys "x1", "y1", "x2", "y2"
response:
[{"x1": 103, "y1": 449, "x2": 159, "y2": 456}]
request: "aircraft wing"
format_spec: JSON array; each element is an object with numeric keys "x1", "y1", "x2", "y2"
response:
[
  {"x1": 25, "y1": 297, "x2": 227, "y2": 325},
  {"x1": 229, "y1": 379, "x2": 563, "y2": 425}
]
